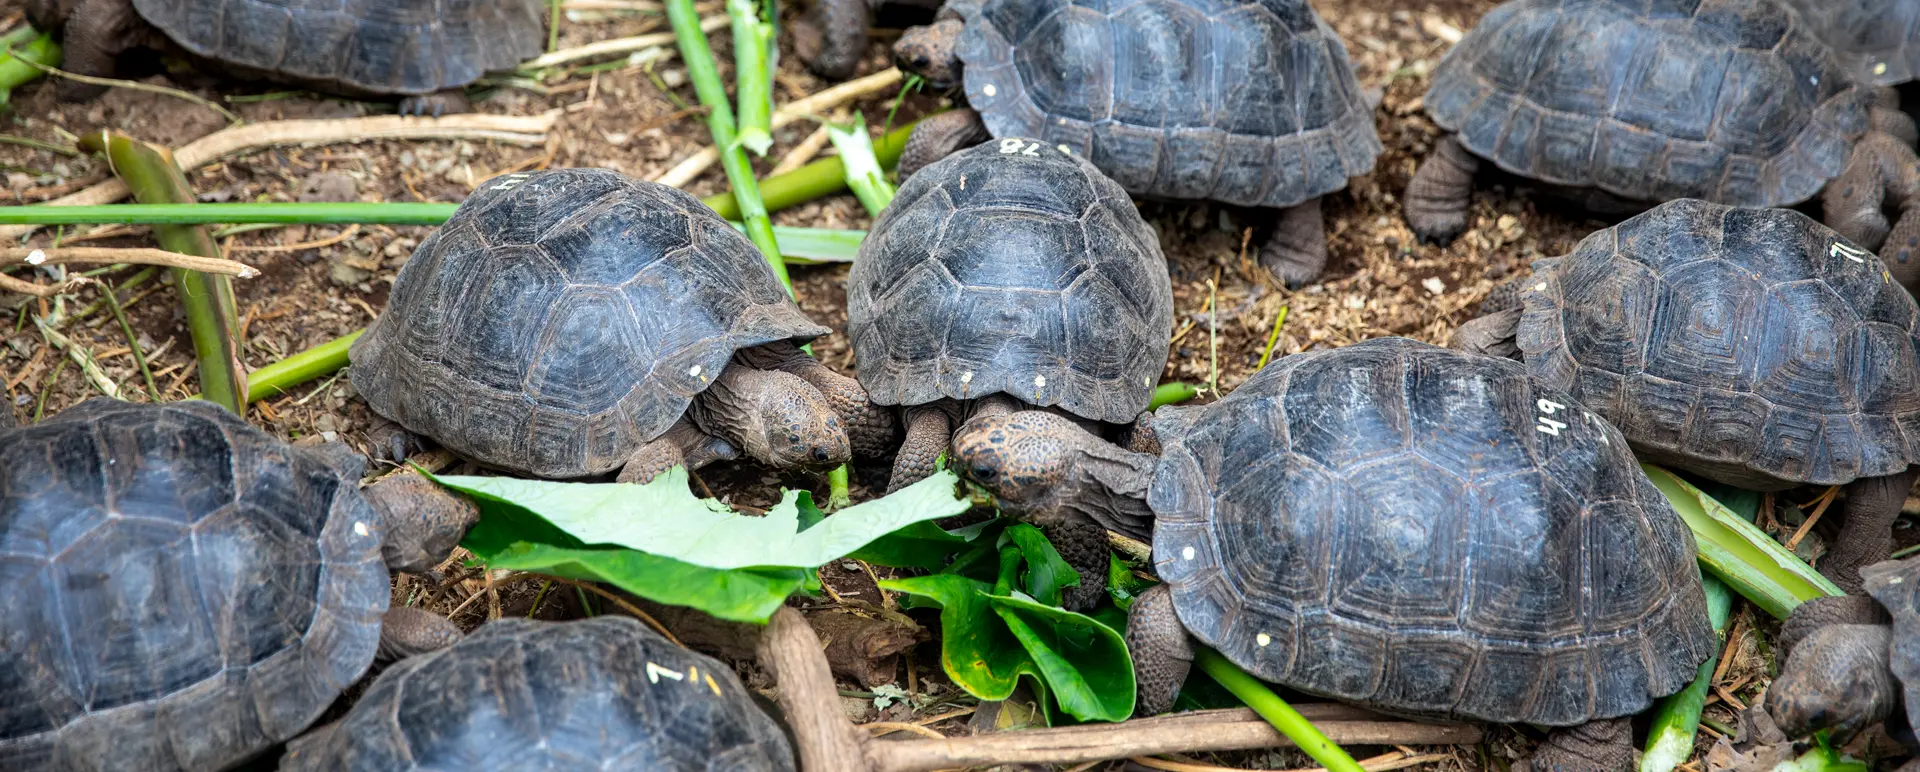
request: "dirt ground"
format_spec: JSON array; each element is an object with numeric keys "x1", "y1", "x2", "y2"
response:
[{"x1": 0, "y1": 0, "x2": 1860, "y2": 769}]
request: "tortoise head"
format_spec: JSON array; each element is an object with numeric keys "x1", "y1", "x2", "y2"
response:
[
  {"x1": 953, "y1": 411, "x2": 1157, "y2": 540},
  {"x1": 362, "y1": 471, "x2": 481, "y2": 575},
  {"x1": 895, "y1": 19, "x2": 965, "y2": 87},
  {"x1": 759, "y1": 375, "x2": 853, "y2": 471}
]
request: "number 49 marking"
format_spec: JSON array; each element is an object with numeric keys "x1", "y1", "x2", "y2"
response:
[
  {"x1": 1535, "y1": 399, "x2": 1569, "y2": 436},
  {"x1": 998, "y1": 138, "x2": 1041, "y2": 156}
]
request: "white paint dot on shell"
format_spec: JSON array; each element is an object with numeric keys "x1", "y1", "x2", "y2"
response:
[
  {"x1": 1256, "y1": 633, "x2": 1272, "y2": 647},
  {"x1": 1181, "y1": 546, "x2": 1196, "y2": 560},
  {"x1": 982, "y1": 83, "x2": 997, "y2": 97},
  {"x1": 1876, "y1": 62, "x2": 1890, "y2": 75},
  {"x1": 961, "y1": 371, "x2": 973, "y2": 384},
  {"x1": 353, "y1": 521, "x2": 370, "y2": 537},
  {"x1": 1057, "y1": 145, "x2": 1071, "y2": 155},
  {"x1": 689, "y1": 365, "x2": 703, "y2": 378},
  {"x1": 1533, "y1": 282, "x2": 1548, "y2": 292},
  {"x1": 1894, "y1": 576, "x2": 1906, "y2": 584},
  {"x1": 1034, "y1": 374, "x2": 1046, "y2": 388}
]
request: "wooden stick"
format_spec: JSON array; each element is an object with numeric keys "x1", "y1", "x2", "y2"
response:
[
  {"x1": 655, "y1": 69, "x2": 905, "y2": 188},
  {"x1": 0, "y1": 271, "x2": 76, "y2": 297},
  {"x1": 520, "y1": 15, "x2": 727, "y2": 70},
  {"x1": 1, "y1": 247, "x2": 259, "y2": 277},
  {"x1": 0, "y1": 112, "x2": 561, "y2": 243},
  {"x1": 755, "y1": 606, "x2": 1482, "y2": 772}
]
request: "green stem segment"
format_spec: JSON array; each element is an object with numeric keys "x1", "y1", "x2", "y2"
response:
[
  {"x1": 80, "y1": 131, "x2": 247, "y2": 414},
  {"x1": 664, "y1": 0, "x2": 786, "y2": 287},
  {"x1": 1193, "y1": 648, "x2": 1364, "y2": 772},
  {"x1": 1639, "y1": 575, "x2": 1735, "y2": 772},
  {"x1": 1149, "y1": 382, "x2": 1199, "y2": 409},
  {"x1": 827, "y1": 114, "x2": 896, "y2": 218},
  {"x1": 728, "y1": 0, "x2": 774, "y2": 155},
  {"x1": 242, "y1": 330, "x2": 362, "y2": 403},
  {"x1": 1643, "y1": 465, "x2": 1843, "y2": 619},
  {"x1": 704, "y1": 121, "x2": 918, "y2": 220}
]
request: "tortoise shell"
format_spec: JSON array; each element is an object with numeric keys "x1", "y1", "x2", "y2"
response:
[
  {"x1": 280, "y1": 617, "x2": 794, "y2": 771},
  {"x1": 1425, "y1": 0, "x2": 1871, "y2": 206},
  {"x1": 350, "y1": 168, "x2": 829, "y2": 479},
  {"x1": 1148, "y1": 337, "x2": 1713, "y2": 724},
  {"x1": 1516, "y1": 199, "x2": 1920, "y2": 489},
  {"x1": 847, "y1": 139, "x2": 1173, "y2": 422},
  {"x1": 0, "y1": 399, "x2": 388, "y2": 771},
  {"x1": 955, "y1": 0, "x2": 1381, "y2": 208},
  {"x1": 130, "y1": 0, "x2": 547, "y2": 96},
  {"x1": 1786, "y1": 0, "x2": 1920, "y2": 86}
]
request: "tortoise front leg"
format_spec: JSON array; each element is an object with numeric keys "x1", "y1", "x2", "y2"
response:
[
  {"x1": 888, "y1": 405, "x2": 949, "y2": 492},
  {"x1": 898, "y1": 109, "x2": 990, "y2": 180},
  {"x1": 1517, "y1": 718, "x2": 1632, "y2": 772},
  {"x1": 55, "y1": 0, "x2": 145, "y2": 101},
  {"x1": 1404, "y1": 134, "x2": 1480, "y2": 246},
  {"x1": 617, "y1": 417, "x2": 740, "y2": 485},
  {"x1": 397, "y1": 89, "x2": 472, "y2": 118},
  {"x1": 1446, "y1": 307, "x2": 1523, "y2": 359},
  {"x1": 1126, "y1": 584, "x2": 1194, "y2": 716},
  {"x1": 1820, "y1": 466, "x2": 1920, "y2": 594},
  {"x1": 1047, "y1": 517, "x2": 1110, "y2": 610},
  {"x1": 376, "y1": 606, "x2": 462, "y2": 660},
  {"x1": 1259, "y1": 197, "x2": 1328, "y2": 289}
]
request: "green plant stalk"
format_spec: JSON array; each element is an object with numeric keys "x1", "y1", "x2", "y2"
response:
[
  {"x1": 101, "y1": 279, "x2": 161, "y2": 401},
  {"x1": 0, "y1": 33, "x2": 59, "y2": 105},
  {"x1": 1639, "y1": 574, "x2": 1735, "y2": 772},
  {"x1": 828, "y1": 114, "x2": 895, "y2": 217},
  {"x1": 1255, "y1": 305, "x2": 1289, "y2": 369},
  {"x1": 548, "y1": 0, "x2": 562, "y2": 52},
  {"x1": 704, "y1": 121, "x2": 919, "y2": 219},
  {"x1": 1643, "y1": 464, "x2": 1843, "y2": 619},
  {"x1": 664, "y1": 0, "x2": 787, "y2": 288},
  {"x1": 238, "y1": 329, "x2": 363, "y2": 403},
  {"x1": 728, "y1": 0, "x2": 773, "y2": 155},
  {"x1": 80, "y1": 131, "x2": 246, "y2": 413},
  {"x1": 1193, "y1": 648, "x2": 1363, "y2": 772},
  {"x1": 0, "y1": 204, "x2": 868, "y2": 261},
  {"x1": 1150, "y1": 382, "x2": 1199, "y2": 409}
]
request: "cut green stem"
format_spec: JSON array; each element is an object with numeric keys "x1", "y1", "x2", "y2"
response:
[
  {"x1": 0, "y1": 33, "x2": 60, "y2": 106},
  {"x1": 233, "y1": 329, "x2": 363, "y2": 404},
  {"x1": 1193, "y1": 647, "x2": 1363, "y2": 772},
  {"x1": 1643, "y1": 464, "x2": 1843, "y2": 619},
  {"x1": 1639, "y1": 575, "x2": 1735, "y2": 772},
  {"x1": 1149, "y1": 382, "x2": 1199, "y2": 409},
  {"x1": 703, "y1": 121, "x2": 918, "y2": 219},
  {"x1": 79, "y1": 131, "x2": 246, "y2": 414},
  {"x1": 727, "y1": 0, "x2": 774, "y2": 155},
  {"x1": 828, "y1": 114, "x2": 895, "y2": 217},
  {"x1": 1255, "y1": 305, "x2": 1289, "y2": 369}
]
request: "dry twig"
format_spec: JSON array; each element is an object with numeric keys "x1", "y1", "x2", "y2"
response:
[
  {"x1": 2, "y1": 247, "x2": 259, "y2": 277},
  {"x1": 519, "y1": 14, "x2": 727, "y2": 70}
]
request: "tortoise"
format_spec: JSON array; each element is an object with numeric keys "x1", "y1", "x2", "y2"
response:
[
  {"x1": 24, "y1": 0, "x2": 547, "y2": 115},
  {"x1": 0, "y1": 399, "x2": 477, "y2": 771},
  {"x1": 1454, "y1": 199, "x2": 1920, "y2": 594},
  {"x1": 950, "y1": 337, "x2": 1715, "y2": 770},
  {"x1": 792, "y1": 0, "x2": 942, "y2": 79},
  {"x1": 847, "y1": 139, "x2": 1173, "y2": 603},
  {"x1": 888, "y1": 0, "x2": 1382, "y2": 288},
  {"x1": 1764, "y1": 560, "x2": 1915, "y2": 752},
  {"x1": 279, "y1": 616, "x2": 795, "y2": 771},
  {"x1": 1785, "y1": 0, "x2": 1920, "y2": 88},
  {"x1": 351, "y1": 168, "x2": 891, "y2": 484},
  {"x1": 1406, "y1": 0, "x2": 1920, "y2": 281}
]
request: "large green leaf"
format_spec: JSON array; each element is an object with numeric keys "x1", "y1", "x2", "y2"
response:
[
  {"x1": 1001, "y1": 524, "x2": 1078, "y2": 606},
  {"x1": 435, "y1": 468, "x2": 971, "y2": 570},
  {"x1": 882, "y1": 573, "x2": 1031, "y2": 700},
  {"x1": 987, "y1": 591, "x2": 1134, "y2": 722}
]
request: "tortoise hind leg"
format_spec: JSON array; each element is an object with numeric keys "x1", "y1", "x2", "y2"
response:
[
  {"x1": 1820, "y1": 466, "x2": 1920, "y2": 595},
  {"x1": 1404, "y1": 134, "x2": 1480, "y2": 246},
  {"x1": 53, "y1": 0, "x2": 145, "y2": 101},
  {"x1": 616, "y1": 418, "x2": 740, "y2": 485},
  {"x1": 1258, "y1": 197, "x2": 1328, "y2": 289},
  {"x1": 398, "y1": 89, "x2": 471, "y2": 117},
  {"x1": 793, "y1": 0, "x2": 871, "y2": 80},
  {"x1": 1447, "y1": 307, "x2": 1523, "y2": 359},
  {"x1": 1515, "y1": 718, "x2": 1631, "y2": 772},
  {"x1": 1126, "y1": 584, "x2": 1193, "y2": 716}
]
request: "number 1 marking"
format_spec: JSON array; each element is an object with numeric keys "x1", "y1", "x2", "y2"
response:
[
  {"x1": 487, "y1": 173, "x2": 532, "y2": 192},
  {"x1": 1832, "y1": 241, "x2": 1871, "y2": 264},
  {"x1": 646, "y1": 662, "x2": 685, "y2": 683}
]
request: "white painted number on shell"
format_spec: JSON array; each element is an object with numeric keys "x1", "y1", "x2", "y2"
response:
[
  {"x1": 1535, "y1": 399, "x2": 1569, "y2": 436},
  {"x1": 1832, "y1": 241, "x2": 1871, "y2": 264},
  {"x1": 999, "y1": 138, "x2": 1042, "y2": 156},
  {"x1": 646, "y1": 662, "x2": 685, "y2": 683},
  {"x1": 487, "y1": 173, "x2": 533, "y2": 192}
]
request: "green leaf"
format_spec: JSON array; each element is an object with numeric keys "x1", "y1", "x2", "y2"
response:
[
  {"x1": 1643, "y1": 464, "x2": 1842, "y2": 619},
  {"x1": 882, "y1": 574, "x2": 1031, "y2": 701},
  {"x1": 986, "y1": 592, "x2": 1135, "y2": 722},
  {"x1": 1001, "y1": 523, "x2": 1079, "y2": 606},
  {"x1": 434, "y1": 468, "x2": 971, "y2": 570},
  {"x1": 1107, "y1": 552, "x2": 1157, "y2": 610}
]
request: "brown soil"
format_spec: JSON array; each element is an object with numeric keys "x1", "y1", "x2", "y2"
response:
[{"x1": 0, "y1": 0, "x2": 1836, "y2": 769}]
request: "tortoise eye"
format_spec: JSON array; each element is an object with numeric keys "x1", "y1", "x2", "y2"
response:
[{"x1": 971, "y1": 464, "x2": 997, "y2": 481}]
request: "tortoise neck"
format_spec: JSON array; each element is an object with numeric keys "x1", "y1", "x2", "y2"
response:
[{"x1": 1058, "y1": 442, "x2": 1157, "y2": 542}]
